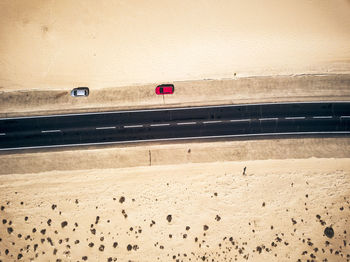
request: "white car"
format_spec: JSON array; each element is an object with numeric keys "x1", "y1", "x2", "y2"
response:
[{"x1": 71, "y1": 87, "x2": 89, "y2": 97}]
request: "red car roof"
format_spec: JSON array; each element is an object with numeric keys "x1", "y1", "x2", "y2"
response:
[{"x1": 156, "y1": 84, "x2": 174, "y2": 95}]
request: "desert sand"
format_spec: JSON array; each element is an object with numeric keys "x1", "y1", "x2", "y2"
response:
[
  {"x1": 1, "y1": 75, "x2": 350, "y2": 118},
  {"x1": 1, "y1": 0, "x2": 350, "y2": 116},
  {"x1": 0, "y1": 158, "x2": 349, "y2": 261},
  {"x1": 1, "y1": 137, "x2": 350, "y2": 175},
  {"x1": 0, "y1": 138, "x2": 350, "y2": 261},
  {"x1": 1, "y1": 0, "x2": 350, "y2": 91}
]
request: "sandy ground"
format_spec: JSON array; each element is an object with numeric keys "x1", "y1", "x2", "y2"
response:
[
  {"x1": 1, "y1": 75, "x2": 350, "y2": 117},
  {"x1": 1, "y1": 0, "x2": 350, "y2": 91},
  {"x1": 0, "y1": 158, "x2": 349, "y2": 262},
  {"x1": 0, "y1": 137, "x2": 350, "y2": 261},
  {"x1": 1, "y1": 0, "x2": 350, "y2": 116},
  {"x1": 1, "y1": 137, "x2": 350, "y2": 175}
]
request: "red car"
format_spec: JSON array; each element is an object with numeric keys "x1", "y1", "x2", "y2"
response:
[{"x1": 155, "y1": 84, "x2": 174, "y2": 95}]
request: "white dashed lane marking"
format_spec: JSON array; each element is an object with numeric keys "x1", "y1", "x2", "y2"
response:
[
  {"x1": 41, "y1": 130, "x2": 61, "y2": 133},
  {"x1": 285, "y1": 117, "x2": 306, "y2": 120},
  {"x1": 177, "y1": 122, "x2": 197, "y2": 125},
  {"x1": 259, "y1": 118, "x2": 278, "y2": 121},
  {"x1": 123, "y1": 125, "x2": 143, "y2": 128},
  {"x1": 203, "y1": 120, "x2": 222, "y2": 124},
  {"x1": 229, "y1": 119, "x2": 251, "y2": 122},
  {"x1": 96, "y1": 126, "x2": 116, "y2": 130},
  {"x1": 312, "y1": 116, "x2": 333, "y2": 119},
  {"x1": 150, "y1": 123, "x2": 170, "y2": 127},
  {"x1": 0, "y1": 133, "x2": 6, "y2": 136}
]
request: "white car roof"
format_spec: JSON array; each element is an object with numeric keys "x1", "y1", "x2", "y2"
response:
[{"x1": 76, "y1": 89, "x2": 86, "y2": 96}]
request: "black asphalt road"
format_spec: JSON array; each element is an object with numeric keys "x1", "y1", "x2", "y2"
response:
[{"x1": 1, "y1": 102, "x2": 350, "y2": 150}]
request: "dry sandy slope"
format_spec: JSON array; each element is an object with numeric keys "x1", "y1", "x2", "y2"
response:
[
  {"x1": 1, "y1": 75, "x2": 350, "y2": 117},
  {"x1": 0, "y1": 158, "x2": 349, "y2": 261},
  {"x1": 1, "y1": 137, "x2": 350, "y2": 175}
]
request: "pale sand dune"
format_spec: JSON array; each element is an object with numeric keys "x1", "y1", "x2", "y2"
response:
[
  {"x1": 0, "y1": 0, "x2": 350, "y2": 91},
  {"x1": 0, "y1": 158, "x2": 349, "y2": 261}
]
